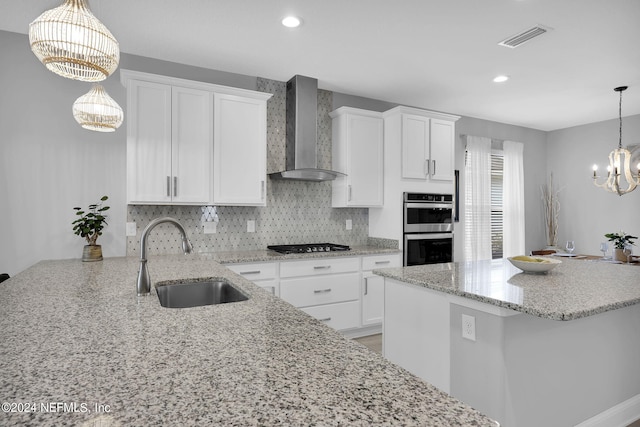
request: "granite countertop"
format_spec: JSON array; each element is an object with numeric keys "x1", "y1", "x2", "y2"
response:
[
  {"x1": 374, "y1": 257, "x2": 640, "y2": 321},
  {"x1": 0, "y1": 254, "x2": 496, "y2": 426}
]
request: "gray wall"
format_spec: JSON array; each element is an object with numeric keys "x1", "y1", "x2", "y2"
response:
[{"x1": 547, "y1": 115, "x2": 640, "y2": 255}]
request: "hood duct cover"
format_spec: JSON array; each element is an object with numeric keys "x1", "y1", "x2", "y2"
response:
[{"x1": 269, "y1": 75, "x2": 344, "y2": 181}]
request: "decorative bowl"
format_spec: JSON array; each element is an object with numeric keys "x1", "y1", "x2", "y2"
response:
[{"x1": 508, "y1": 256, "x2": 562, "y2": 274}]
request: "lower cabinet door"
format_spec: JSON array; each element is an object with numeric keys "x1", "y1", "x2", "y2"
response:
[
  {"x1": 362, "y1": 273, "x2": 384, "y2": 325},
  {"x1": 301, "y1": 300, "x2": 360, "y2": 331},
  {"x1": 254, "y1": 279, "x2": 279, "y2": 297}
]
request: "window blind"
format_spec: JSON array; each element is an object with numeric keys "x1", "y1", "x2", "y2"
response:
[{"x1": 491, "y1": 153, "x2": 504, "y2": 259}]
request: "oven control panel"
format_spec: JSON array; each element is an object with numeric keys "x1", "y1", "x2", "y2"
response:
[{"x1": 404, "y1": 193, "x2": 453, "y2": 202}]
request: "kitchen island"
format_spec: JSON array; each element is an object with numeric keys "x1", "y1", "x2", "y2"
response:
[
  {"x1": 0, "y1": 254, "x2": 496, "y2": 426},
  {"x1": 375, "y1": 258, "x2": 640, "y2": 427}
]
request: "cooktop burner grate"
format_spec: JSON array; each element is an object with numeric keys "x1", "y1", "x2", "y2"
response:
[{"x1": 267, "y1": 243, "x2": 351, "y2": 254}]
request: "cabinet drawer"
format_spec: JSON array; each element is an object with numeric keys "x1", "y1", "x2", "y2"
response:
[
  {"x1": 301, "y1": 300, "x2": 361, "y2": 331},
  {"x1": 362, "y1": 253, "x2": 401, "y2": 271},
  {"x1": 227, "y1": 262, "x2": 277, "y2": 281},
  {"x1": 280, "y1": 257, "x2": 359, "y2": 278},
  {"x1": 280, "y1": 272, "x2": 359, "y2": 308}
]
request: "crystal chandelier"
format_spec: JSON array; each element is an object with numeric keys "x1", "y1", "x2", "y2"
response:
[
  {"x1": 29, "y1": 0, "x2": 119, "y2": 82},
  {"x1": 72, "y1": 84, "x2": 123, "y2": 132},
  {"x1": 592, "y1": 86, "x2": 640, "y2": 196}
]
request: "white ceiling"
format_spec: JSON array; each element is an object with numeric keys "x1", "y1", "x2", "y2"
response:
[{"x1": 2, "y1": 0, "x2": 639, "y2": 131}]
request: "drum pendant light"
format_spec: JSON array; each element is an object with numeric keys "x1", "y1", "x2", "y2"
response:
[
  {"x1": 29, "y1": 0, "x2": 119, "y2": 82},
  {"x1": 72, "y1": 84, "x2": 123, "y2": 132}
]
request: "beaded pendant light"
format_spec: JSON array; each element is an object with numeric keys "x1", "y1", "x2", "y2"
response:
[
  {"x1": 29, "y1": 0, "x2": 119, "y2": 82},
  {"x1": 72, "y1": 84, "x2": 123, "y2": 132}
]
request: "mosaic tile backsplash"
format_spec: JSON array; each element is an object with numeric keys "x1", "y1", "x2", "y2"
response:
[{"x1": 126, "y1": 77, "x2": 369, "y2": 256}]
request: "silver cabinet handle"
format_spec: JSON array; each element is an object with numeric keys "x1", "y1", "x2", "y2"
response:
[
  {"x1": 348, "y1": 184, "x2": 352, "y2": 201},
  {"x1": 313, "y1": 266, "x2": 331, "y2": 270},
  {"x1": 261, "y1": 180, "x2": 265, "y2": 200},
  {"x1": 432, "y1": 160, "x2": 436, "y2": 176},
  {"x1": 239, "y1": 270, "x2": 261, "y2": 275},
  {"x1": 364, "y1": 277, "x2": 368, "y2": 295},
  {"x1": 313, "y1": 288, "x2": 332, "y2": 294},
  {"x1": 166, "y1": 176, "x2": 171, "y2": 197},
  {"x1": 374, "y1": 260, "x2": 391, "y2": 265},
  {"x1": 173, "y1": 176, "x2": 178, "y2": 197},
  {"x1": 424, "y1": 159, "x2": 429, "y2": 176},
  {"x1": 265, "y1": 286, "x2": 276, "y2": 295},
  {"x1": 319, "y1": 317, "x2": 332, "y2": 322}
]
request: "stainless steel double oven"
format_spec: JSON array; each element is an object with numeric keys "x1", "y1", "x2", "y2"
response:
[{"x1": 403, "y1": 192, "x2": 454, "y2": 266}]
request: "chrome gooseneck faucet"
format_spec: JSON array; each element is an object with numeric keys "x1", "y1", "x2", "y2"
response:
[{"x1": 137, "y1": 217, "x2": 193, "y2": 296}]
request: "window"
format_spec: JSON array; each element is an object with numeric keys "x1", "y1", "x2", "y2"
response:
[
  {"x1": 464, "y1": 137, "x2": 524, "y2": 261},
  {"x1": 490, "y1": 152, "x2": 504, "y2": 259}
]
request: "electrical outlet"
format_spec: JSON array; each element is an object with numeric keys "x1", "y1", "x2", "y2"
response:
[
  {"x1": 203, "y1": 222, "x2": 217, "y2": 234},
  {"x1": 247, "y1": 220, "x2": 255, "y2": 233},
  {"x1": 462, "y1": 314, "x2": 476, "y2": 341},
  {"x1": 126, "y1": 222, "x2": 137, "y2": 237},
  {"x1": 346, "y1": 219, "x2": 352, "y2": 230}
]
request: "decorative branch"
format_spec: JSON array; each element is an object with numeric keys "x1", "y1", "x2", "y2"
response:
[{"x1": 541, "y1": 174, "x2": 561, "y2": 247}]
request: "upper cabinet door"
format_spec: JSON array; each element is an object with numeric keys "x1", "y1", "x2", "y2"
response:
[
  {"x1": 122, "y1": 70, "x2": 272, "y2": 206},
  {"x1": 171, "y1": 87, "x2": 213, "y2": 204},
  {"x1": 429, "y1": 119, "x2": 455, "y2": 181},
  {"x1": 126, "y1": 80, "x2": 172, "y2": 204},
  {"x1": 401, "y1": 114, "x2": 430, "y2": 179},
  {"x1": 331, "y1": 107, "x2": 384, "y2": 208},
  {"x1": 213, "y1": 93, "x2": 267, "y2": 206}
]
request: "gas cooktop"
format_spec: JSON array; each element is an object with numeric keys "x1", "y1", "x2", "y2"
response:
[{"x1": 267, "y1": 243, "x2": 351, "y2": 254}]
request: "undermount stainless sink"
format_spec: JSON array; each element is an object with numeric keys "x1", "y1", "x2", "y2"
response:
[{"x1": 156, "y1": 279, "x2": 248, "y2": 308}]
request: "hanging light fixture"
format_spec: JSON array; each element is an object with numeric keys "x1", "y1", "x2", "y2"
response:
[
  {"x1": 72, "y1": 84, "x2": 123, "y2": 132},
  {"x1": 592, "y1": 86, "x2": 640, "y2": 196},
  {"x1": 29, "y1": 0, "x2": 119, "y2": 82}
]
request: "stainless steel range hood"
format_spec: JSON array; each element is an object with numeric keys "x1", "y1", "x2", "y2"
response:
[{"x1": 269, "y1": 75, "x2": 344, "y2": 181}]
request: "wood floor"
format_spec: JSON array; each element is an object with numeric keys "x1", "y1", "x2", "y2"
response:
[
  {"x1": 352, "y1": 334, "x2": 640, "y2": 426},
  {"x1": 353, "y1": 333, "x2": 381, "y2": 354}
]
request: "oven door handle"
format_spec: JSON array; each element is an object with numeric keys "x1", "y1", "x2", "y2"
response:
[
  {"x1": 404, "y1": 233, "x2": 453, "y2": 240},
  {"x1": 405, "y1": 203, "x2": 452, "y2": 209}
]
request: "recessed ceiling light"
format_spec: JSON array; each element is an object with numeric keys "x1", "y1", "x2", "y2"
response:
[
  {"x1": 493, "y1": 75, "x2": 510, "y2": 83},
  {"x1": 281, "y1": 16, "x2": 301, "y2": 28}
]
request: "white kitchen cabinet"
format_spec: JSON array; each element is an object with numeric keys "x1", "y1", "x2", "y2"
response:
[
  {"x1": 361, "y1": 253, "x2": 401, "y2": 326},
  {"x1": 280, "y1": 257, "x2": 361, "y2": 331},
  {"x1": 213, "y1": 93, "x2": 269, "y2": 206},
  {"x1": 429, "y1": 118, "x2": 456, "y2": 181},
  {"x1": 125, "y1": 80, "x2": 212, "y2": 204},
  {"x1": 385, "y1": 106, "x2": 459, "y2": 182},
  {"x1": 330, "y1": 107, "x2": 384, "y2": 207},
  {"x1": 227, "y1": 261, "x2": 279, "y2": 296},
  {"x1": 121, "y1": 69, "x2": 272, "y2": 206}
]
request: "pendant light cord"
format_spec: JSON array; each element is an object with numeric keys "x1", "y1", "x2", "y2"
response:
[{"x1": 618, "y1": 89, "x2": 623, "y2": 149}]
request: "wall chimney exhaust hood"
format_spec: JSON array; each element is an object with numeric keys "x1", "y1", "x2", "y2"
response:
[{"x1": 269, "y1": 75, "x2": 344, "y2": 181}]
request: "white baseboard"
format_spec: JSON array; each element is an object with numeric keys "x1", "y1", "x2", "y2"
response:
[{"x1": 575, "y1": 394, "x2": 640, "y2": 427}]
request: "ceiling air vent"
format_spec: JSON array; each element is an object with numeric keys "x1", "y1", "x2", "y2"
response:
[{"x1": 498, "y1": 25, "x2": 552, "y2": 48}]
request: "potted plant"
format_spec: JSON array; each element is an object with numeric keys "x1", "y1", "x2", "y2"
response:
[
  {"x1": 72, "y1": 196, "x2": 110, "y2": 262},
  {"x1": 604, "y1": 231, "x2": 637, "y2": 262}
]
